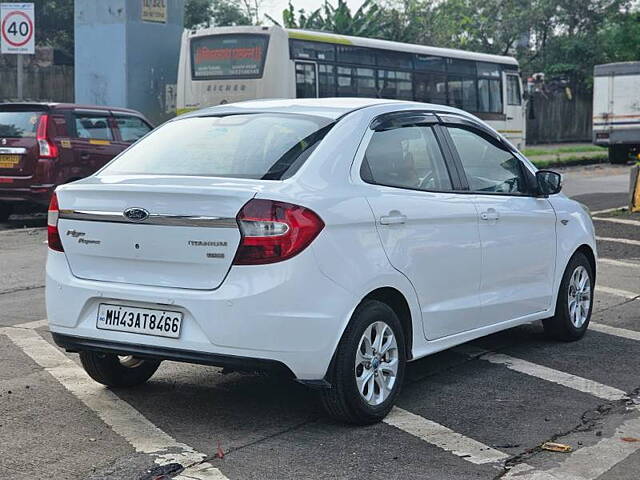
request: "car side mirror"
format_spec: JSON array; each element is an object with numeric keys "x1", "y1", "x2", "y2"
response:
[{"x1": 536, "y1": 170, "x2": 562, "y2": 196}]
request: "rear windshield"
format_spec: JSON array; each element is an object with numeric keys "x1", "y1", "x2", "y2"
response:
[
  {"x1": 100, "y1": 113, "x2": 333, "y2": 180},
  {"x1": 0, "y1": 111, "x2": 42, "y2": 138},
  {"x1": 191, "y1": 34, "x2": 269, "y2": 79}
]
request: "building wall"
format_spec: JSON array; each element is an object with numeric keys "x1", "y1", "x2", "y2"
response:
[{"x1": 74, "y1": 0, "x2": 184, "y2": 124}]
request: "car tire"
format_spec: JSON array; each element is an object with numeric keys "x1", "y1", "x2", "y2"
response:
[
  {"x1": 79, "y1": 351, "x2": 161, "y2": 387},
  {"x1": 320, "y1": 299, "x2": 406, "y2": 425},
  {"x1": 0, "y1": 203, "x2": 13, "y2": 222},
  {"x1": 608, "y1": 145, "x2": 629, "y2": 164},
  {"x1": 543, "y1": 252, "x2": 594, "y2": 341}
]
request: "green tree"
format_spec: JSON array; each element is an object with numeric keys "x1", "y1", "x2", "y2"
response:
[
  {"x1": 185, "y1": 0, "x2": 260, "y2": 29},
  {"x1": 282, "y1": 0, "x2": 386, "y2": 37},
  {"x1": 34, "y1": 0, "x2": 74, "y2": 55}
]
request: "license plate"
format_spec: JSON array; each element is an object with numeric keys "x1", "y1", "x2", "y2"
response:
[
  {"x1": 0, "y1": 154, "x2": 20, "y2": 168},
  {"x1": 96, "y1": 303, "x2": 183, "y2": 338}
]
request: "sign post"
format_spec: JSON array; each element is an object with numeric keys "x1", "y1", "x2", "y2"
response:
[{"x1": 1, "y1": 3, "x2": 35, "y2": 100}]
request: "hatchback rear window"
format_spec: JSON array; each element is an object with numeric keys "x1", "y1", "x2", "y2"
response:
[
  {"x1": 0, "y1": 111, "x2": 42, "y2": 138},
  {"x1": 100, "y1": 113, "x2": 333, "y2": 180}
]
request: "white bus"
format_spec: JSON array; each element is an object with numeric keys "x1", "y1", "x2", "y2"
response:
[{"x1": 177, "y1": 26, "x2": 526, "y2": 148}]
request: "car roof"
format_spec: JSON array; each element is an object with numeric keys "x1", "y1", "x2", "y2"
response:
[
  {"x1": 181, "y1": 97, "x2": 474, "y2": 121},
  {"x1": 0, "y1": 102, "x2": 145, "y2": 115}
]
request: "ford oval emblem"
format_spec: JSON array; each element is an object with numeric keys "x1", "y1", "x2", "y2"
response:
[{"x1": 123, "y1": 207, "x2": 150, "y2": 222}]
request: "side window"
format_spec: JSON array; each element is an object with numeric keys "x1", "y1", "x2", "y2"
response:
[
  {"x1": 116, "y1": 116, "x2": 152, "y2": 142},
  {"x1": 507, "y1": 75, "x2": 522, "y2": 106},
  {"x1": 74, "y1": 114, "x2": 113, "y2": 140},
  {"x1": 447, "y1": 126, "x2": 528, "y2": 194},
  {"x1": 361, "y1": 125, "x2": 453, "y2": 192}
]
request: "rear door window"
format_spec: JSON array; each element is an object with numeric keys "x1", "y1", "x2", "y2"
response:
[
  {"x1": 115, "y1": 116, "x2": 152, "y2": 142},
  {"x1": 0, "y1": 111, "x2": 42, "y2": 138},
  {"x1": 361, "y1": 126, "x2": 453, "y2": 192},
  {"x1": 73, "y1": 114, "x2": 114, "y2": 140}
]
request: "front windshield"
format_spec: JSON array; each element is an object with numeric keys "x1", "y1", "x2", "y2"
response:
[{"x1": 100, "y1": 113, "x2": 333, "y2": 180}]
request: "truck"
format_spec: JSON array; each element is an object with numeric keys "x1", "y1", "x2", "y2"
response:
[{"x1": 593, "y1": 62, "x2": 640, "y2": 164}]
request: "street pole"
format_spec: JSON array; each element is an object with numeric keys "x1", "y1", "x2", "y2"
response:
[{"x1": 17, "y1": 54, "x2": 23, "y2": 100}]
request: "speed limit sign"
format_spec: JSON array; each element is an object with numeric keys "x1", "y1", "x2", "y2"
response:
[{"x1": 1, "y1": 3, "x2": 34, "y2": 54}]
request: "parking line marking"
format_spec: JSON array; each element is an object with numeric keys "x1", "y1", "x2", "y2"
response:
[
  {"x1": 598, "y1": 257, "x2": 640, "y2": 269},
  {"x1": 12, "y1": 319, "x2": 48, "y2": 329},
  {"x1": 502, "y1": 408, "x2": 640, "y2": 480},
  {"x1": 591, "y1": 206, "x2": 627, "y2": 216},
  {"x1": 590, "y1": 323, "x2": 640, "y2": 341},
  {"x1": 596, "y1": 236, "x2": 640, "y2": 246},
  {"x1": 454, "y1": 346, "x2": 627, "y2": 402},
  {"x1": 0, "y1": 326, "x2": 228, "y2": 480},
  {"x1": 480, "y1": 353, "x2": 627, "y2": 401},
  {"x1": 383, "y1": 407, "x2": 509, "y2": 464},
  {"x1": 596, "y1": 285, "x2": 640, "y2": 300},
  {"x1": 593, "y1": 216, "x2": 640, "y2": 227}
]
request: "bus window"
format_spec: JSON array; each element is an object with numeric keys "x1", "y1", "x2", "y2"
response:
[
  {"x1": 337, "y1": 67, "x2": 356, "y2": 96},
  {"x1": 337, "y1": 46, "x2": 376, "y2": 65},
  {"x1": 295, "y1": 62, "x2": 317, "y2": 98},
  {"x1": 377, "y1": 50, "x2": 412, "y2": 69},
  {"x1": 190, "y1": 34, "x2": 268, "y2": 79},
  {"x1": 378, "y1": 70, "x2": 413, "y2": 100},
  {"x1": 290, "y1": 40, "x2": 335, "y2": 61},
  {"x1": 448, "y1": 76, "x2": 477, "y2": 111},
  {"x1": 507, "y1": 75, "x2": 522, "y2": 105},
  {"x1": 356, "y1": 68, "x2": 377, "y2": 97},
  {"x1": 415, "y1": 72, "x2": 447, "y2": 105},
  {"x1": 478, "y1": 78, "x2": 503, "y2": 113},
  {"x1": 414, "y1": 55, "x2": 446, "y2": 72},
  {"x1": 319, "y1": 64, "x2": 336, "y2": 97}
]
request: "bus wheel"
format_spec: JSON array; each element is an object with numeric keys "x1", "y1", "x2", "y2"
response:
[{"x1": 608, "y1": 145, "x2": 630, "y2": 164}]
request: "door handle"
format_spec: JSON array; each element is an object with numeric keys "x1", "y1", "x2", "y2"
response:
[
  {"x1": 80, "y1": 153, "x2": 90, "y2": 160},
  {"x1": 480, "y1": 209, "x2": 500, "y2": 221},
  {"x1": 380, "y1": 213, "x2": 407, "y2": 225}
]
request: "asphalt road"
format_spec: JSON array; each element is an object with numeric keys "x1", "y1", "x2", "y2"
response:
[{"x1": 1, "y1": 163, "x2": 639, "y2": 480}]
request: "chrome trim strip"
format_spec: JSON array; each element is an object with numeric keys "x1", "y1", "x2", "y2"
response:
[
  {"x1": 58, "y1": 209, "x2": 238, "y2": 228},
  {"x1": 0, "y1": 147, "x2": 27, "y2": 154}
]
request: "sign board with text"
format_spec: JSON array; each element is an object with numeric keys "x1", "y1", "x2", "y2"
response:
[
  {"x1": 1, "y1": 2, "x2": 34, "y2": 54},
  {"x1": 141, "y1": 0, "x2": 166, "y2": 23}
]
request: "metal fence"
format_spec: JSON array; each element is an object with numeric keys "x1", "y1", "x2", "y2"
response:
[
  {"x1": 526, "y1": 90, "x2": 592, "y2": 145},
  {"x1": 0, "y1": 65, "x2": 74, "y2": 103}
]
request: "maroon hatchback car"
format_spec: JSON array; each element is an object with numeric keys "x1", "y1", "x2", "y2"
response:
[{"x1": 0, "y1": 103, "x2": 153, "y2": 221}]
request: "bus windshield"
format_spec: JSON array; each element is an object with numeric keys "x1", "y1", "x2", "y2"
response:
[{"x1": 191, "y1": 34, "x2": 269, "y2": 79}]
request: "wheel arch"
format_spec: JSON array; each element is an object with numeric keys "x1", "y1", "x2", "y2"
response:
[
  {"x1": 362, "y1": 287, "x2": 414, "y2": 360},
  {"x1": 575, "y1": 244, "x2": 597, "y2": 282}
]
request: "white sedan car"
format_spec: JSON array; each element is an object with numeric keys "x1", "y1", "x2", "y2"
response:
[{"x1": 46, "y1": 98, "x2": 596, "y2": 424}]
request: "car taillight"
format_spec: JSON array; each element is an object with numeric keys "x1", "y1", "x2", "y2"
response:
[
  {"x1": 47, "y1": 193, "x2": 64, "y2": 252},
  {"x1": 36, "y1": 114, "x2": 58, "y2": 159},
  {"x1": 233, "y1": 199, "x2": 324, "y2": 265}
]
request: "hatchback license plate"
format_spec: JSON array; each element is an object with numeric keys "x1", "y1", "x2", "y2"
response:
[
  {"x1": 0, "y1": 154, "x2": 20, "y2": 168},
  {"x1": 96, "y1": 304, "x2": 182, "y2": 338}
]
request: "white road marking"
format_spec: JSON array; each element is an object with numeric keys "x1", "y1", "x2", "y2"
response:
[
  {"x1": 590, "y1": 323, "x2": 640, "y2": 342},
  {"x1": 454, "y1": 346, "x2": 627, "y2": 402},
  {"x1": 502, "y1": 408, "x2": 640, "y2": 480},
  {"x1": 383, "y1": 407, "x2": 509, "y2": 464},
  {"x1": 598, "y1": 257, "x2": 640, "y2": 269},
  {"x1": 480, "y1": 353, "x2": 627, "y2": 401},
  {"x1": 12, "y1": 318, "x2": 48, "y2": 329},
  {"x1": 596, "y1": 236, "x2": 640, "y2": 246},
  {"x1": 0, "y1": 326, "x2": 227, "y2": 479},
  {"x1": 596, "y1": 285, "x2": 640, "y2": 300},
  {"x1": 593, "y1": 216, "x2": 640, "y2": 227},
  {"x1": 590, "y1": 206, "x2": 627, "y2": 216}
]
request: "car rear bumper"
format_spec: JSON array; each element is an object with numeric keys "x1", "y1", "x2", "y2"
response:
[
  {"x1": 52, "y1": 332, "x2": 295, "y2": 376},
  {"x1": 46, "y1": 248, "x2": 355, "y2": 380}
]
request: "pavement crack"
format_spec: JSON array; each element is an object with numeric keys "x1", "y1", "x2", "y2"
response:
[
  {"x1": 593, "y1": 295, "x2": 640, "y2": 315},
  {"x1": 0, "y1": 284, "x2": 45, "y2": 296},
  {"x1": 171, "y1": 416, "x2": 317, "y2": 477},
  {"x1": 493, "y1": 386, "x2": 640, "y2": 479}
]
